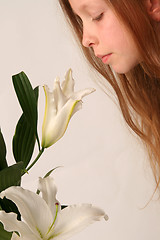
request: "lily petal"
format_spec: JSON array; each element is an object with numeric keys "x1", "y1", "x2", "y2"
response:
[
  {"x1": 70, "y1": 88, "x2": 95, "y2": 117},
  {"x1": 62, "y1": 69, "x2": 74, "y2": 97},
  {"x1": 52, "y1": 204, "x2": 108, "y2": 240},
  {"x1": 42, "y1": 98, "x2": 79, "y2": 147},
  {"x1": 0, "y1": 186, "x2": 53, "y2": 238},
  {"x1": 53, "y1": 77, "x2": 67, "y2": 111},
  {"x1": 38, "y1": 176, "x2": 60, "y2": 218},
  {"x1": 11, "y1": 232, "x2": 35, "y2": 240},
  {"x1": 71, "y1": 101, "x2": 82, "y2": 117},
  {"x1": 11, "y1": 232, "x2": 20, "y2": 240},
  {"x1": 73, "y1": 88, "x2": 96, "y2": 100},
  {"x1": 0, "y1": 211, "x2": 36, "y2": 239},
  {"x1": 42, "y1": 85, "x2": 56, "y2": 147}
]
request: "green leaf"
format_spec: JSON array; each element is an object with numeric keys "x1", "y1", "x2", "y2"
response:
[
  {"x1": 0, "y1": 162, "x2": 23, "y2": 192},
  {"x1": 44, "y1": 166, "x2": 61, "y2": 178},
  {"x1": 0, "y1": 130, "x2": 8, "y2": 170},
  {"x1": 12, "y1": 72, "x2": 40, "y2": 149},
  {"x1": 0, "y1": 223, "x2": 12, "y2": 240},
  {"x1": 12, "y1": 115, "x2": 35, "y2": 168},
  {"x1": 61, "y1": 205, "x2": 68, "y2": 210},
  {"x1": 0, "y1": 198, "x2": 21, "y2": 220},
  {"x1": 12, "y1": 87, "x2": 39, "y2": 168}
]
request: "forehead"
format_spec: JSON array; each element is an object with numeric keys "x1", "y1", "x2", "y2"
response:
[{"x1": 69, "y1": 0, "x2": 107, "y2": 13}]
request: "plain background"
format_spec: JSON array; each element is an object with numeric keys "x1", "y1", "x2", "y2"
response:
[{"x1": 0, "y1": 0, "x2": 160, "y2": 239}]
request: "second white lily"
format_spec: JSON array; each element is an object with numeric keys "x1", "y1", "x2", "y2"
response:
[
  {"x1": 41, "y1": 69, "x2": 95, "y2": 148},
  {"x1": 0, "y1": 176, "x2": 108, "y2": 240}
]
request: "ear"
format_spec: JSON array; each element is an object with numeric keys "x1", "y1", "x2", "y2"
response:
[{"x1": 145, "y1": 0, "x2": 160, "y2": 21}]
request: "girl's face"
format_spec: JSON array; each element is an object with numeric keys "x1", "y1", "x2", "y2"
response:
[{"x1": 69, "y1": 0, "x2": 141, "y2": 74}]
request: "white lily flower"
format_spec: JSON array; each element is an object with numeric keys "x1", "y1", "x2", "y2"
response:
[
  {"x1": 0, "y1": 176, "x2": 108, "y2": 240},
  {"x1": 41, "y1": 69, "x2": 95, "y2": 148}
]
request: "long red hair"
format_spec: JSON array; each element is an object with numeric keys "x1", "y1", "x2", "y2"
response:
[{"x1": 59, "y1": 0, "x2": 160, "y2": 190}]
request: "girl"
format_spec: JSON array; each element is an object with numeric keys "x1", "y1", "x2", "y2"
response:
[{"x1": 58, "y1": 0, "x2": 160, "y2": 192}]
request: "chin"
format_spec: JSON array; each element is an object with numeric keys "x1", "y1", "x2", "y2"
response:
[{"x1": 110, "y1": 62, "x2": 139, "y2": 74}]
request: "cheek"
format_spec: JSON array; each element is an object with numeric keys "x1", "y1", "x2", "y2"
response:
[
  {"x1": 109, "y1": 33, "x2": 140, "y2": 73},
  {"x1": 98, "y1": 13, "x2": 121, "y2": 45},
  {"x1": 112, "y1": 26, "x2": 140, "y2": 63},
  {"x1": 123, "y1": 35, "x2": 141, "y2": 64},
  {"x1": 101, "y1": 22, "x2": 128, "y2": 49}
]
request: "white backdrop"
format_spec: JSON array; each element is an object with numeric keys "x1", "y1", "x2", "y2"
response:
[{"x1": 0, "y1": 1, "x2": 160, "y2": 239}]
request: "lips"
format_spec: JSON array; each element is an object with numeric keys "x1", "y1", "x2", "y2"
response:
[{"x1": 97, "y1": 54, "x2": 112, "y2": 64}]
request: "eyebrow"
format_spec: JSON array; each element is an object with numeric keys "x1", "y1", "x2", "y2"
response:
[
  {"x1": 72, "y1": 1, "x2": 103, "y2": 17},
  {"x1": 80, "y1": 4, "x2": 91, "y2": 12},
  {"x1": 80, "y1": 4, "x2": 88, "y2": 9},
  {"x1": 72, "y1": 3, "x2": 90, "y2": 15},
  {"x1": 72, "y1": 4, "x2": 88, "y2": 16}
]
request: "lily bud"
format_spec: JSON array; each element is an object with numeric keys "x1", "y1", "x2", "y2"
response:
[{"x1": 41, "y1": 69, "x2": 95, "y2": 148}]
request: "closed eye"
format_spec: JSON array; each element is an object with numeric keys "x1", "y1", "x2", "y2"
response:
[{"x1": 92, "y1": 13, "x2": 104, "y2": 21}]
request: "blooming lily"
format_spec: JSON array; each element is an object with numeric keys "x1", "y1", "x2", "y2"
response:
[
  {"x1": 41, "y1": 69, "x2": 95, "y2": 148},
  {"x1": 0, "y1": 176, "x2": 108, "y2": 240}
]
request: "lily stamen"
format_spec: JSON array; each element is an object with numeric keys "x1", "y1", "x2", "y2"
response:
[{"x1": 47, "y1": 202, "x2": 59, "y2": 234}]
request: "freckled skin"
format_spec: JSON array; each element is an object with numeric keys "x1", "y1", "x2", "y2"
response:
[{"x1": 69, "y1": 0, "x2": 141, "y2": 74}]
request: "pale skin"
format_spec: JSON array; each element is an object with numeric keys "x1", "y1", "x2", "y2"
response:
[{"x1": 69, "y1": 0, "x2": 160, "y2": 74}]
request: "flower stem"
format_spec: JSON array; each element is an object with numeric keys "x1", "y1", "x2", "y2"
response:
[{"x1": 25, "y1": 147, "x2": 44, "y2": 172}]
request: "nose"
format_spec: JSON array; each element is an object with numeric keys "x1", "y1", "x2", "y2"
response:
[{"x1": 82, "y1": 24, "x2": 96, "y2": 48}]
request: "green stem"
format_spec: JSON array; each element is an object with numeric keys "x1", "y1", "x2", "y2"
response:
[
  {"x1": 36, "y1": 133, "x2": 41, "y2": 151},
  {"x1": 26, "y1": 147, "x2": 44, "y2": 172}
]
